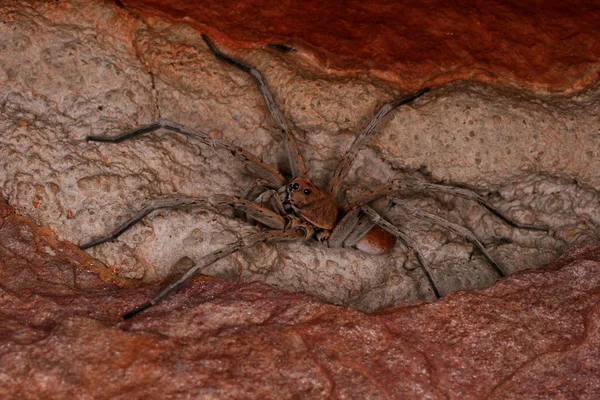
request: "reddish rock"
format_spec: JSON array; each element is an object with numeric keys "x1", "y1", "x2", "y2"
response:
[
  {"x1": 2, "y1": 1, "x2": 600, "y2": 398},
  {"x1": 1, "y1": 199, "x2": 599, "y2": 398},
  {"x1": 122, "y1": 0, "x2": 600, "y2": 91}
]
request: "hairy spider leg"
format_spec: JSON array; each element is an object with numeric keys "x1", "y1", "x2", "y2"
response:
[
  {"x1": 341, "y1": 179, "x2": 549, "y2": 282},
  {"x1": 328, "y1": 88, "x2": 430, "y2": 198},
  {"x1": 326, "y1": 204, "x2": 438, "y2": 298},
  {"x1": 346, "y1": 179, "x2": 549, "y2": 232},
  {"x1": 360, "y1": 206, "x2": 440, "y2": 298},
  {"x1": 80, "y1": 194, "x2": 293, "y2": 250},
  {"x1": 80, "y1": 198, "x2": 206, "y2": 249},
  {"x1": 202, "y1": 34, "x2": 307, "y2": 179},
  {"x1": 123, "y1": 229, "x2": 307, "y2": 319},
  {"x1": 390, "y1": 202, "x2": 505, "y2": 277},
  {"x1": 78, "y1": 190, "x2": 312, "y2": 319},
  {"x1": 87, "y1": 120, "x2": 286, "y2": 187}
]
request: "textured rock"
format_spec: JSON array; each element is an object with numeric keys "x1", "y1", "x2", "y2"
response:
[
  {"x1": 1, "y1": 0, "x2": 600, "y2": 312},
  {"x1": 2, "y1": 0, "x2": 599, "y2": 397},
  {"x1": 1, "y1": 198, "x2": 599, "y2": 398},
  {"x1": 122, "y1": 0, "x2": 600, "y2": 92}
]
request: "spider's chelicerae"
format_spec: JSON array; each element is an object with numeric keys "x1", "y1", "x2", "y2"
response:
[{"x1": 83, "y1": 35, "x2": 549, "y2": 319}]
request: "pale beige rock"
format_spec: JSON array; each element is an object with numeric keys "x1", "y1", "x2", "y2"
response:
[{"x1": 1, "y1": 0, "x2": 599, "y2": 312}]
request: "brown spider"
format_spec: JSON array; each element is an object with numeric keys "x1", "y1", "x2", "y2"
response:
[{"x1": 82, "y1": 35, "x2": 549, "y2": 319}]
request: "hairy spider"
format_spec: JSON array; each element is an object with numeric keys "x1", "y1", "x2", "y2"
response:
[{"x1": 82, "y1": 35, "x2": 549, "y2": 319}]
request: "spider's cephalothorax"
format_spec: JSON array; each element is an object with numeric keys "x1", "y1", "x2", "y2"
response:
[
  {"x1": 284, "y1": 177, "x2": 338, "y2": 230},
  {"x1": 283, "y1": 177, "x2": 397, "y2": 255},
  {"x1": 83, "y1": 34, "x2": 549, "y2": 319}
]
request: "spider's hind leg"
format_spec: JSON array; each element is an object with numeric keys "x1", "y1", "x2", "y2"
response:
[
  {"x1": 389, "y1": 201, "x2": 506, "y2": 277},
  {"x1": 328, "y1": 205, "x2": 440, "y2": 299},
  {"x1": 359, "y1": 206, "x2": 441, "y2": 299},
  {"x1": 80, "y1": 195, "x2": 290, "y2": 249},
  {"x1": 123, "y1": 228, "x2": 307, "y2": 319},
  {"x1": 346, "y1": 179, "x2": 549, "y2": 233}
]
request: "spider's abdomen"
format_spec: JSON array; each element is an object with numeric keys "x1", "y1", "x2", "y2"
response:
[{"x1": 355, "y1": 225, "x2": 397, "y2": 255}]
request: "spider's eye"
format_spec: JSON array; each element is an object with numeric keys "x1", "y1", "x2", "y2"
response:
[
  {"x1": 292, "y1": 183, "x2": 300, "y2": 190},
  {"x1": 303, "y1": 188, "x2": 311, "y2": 195}
]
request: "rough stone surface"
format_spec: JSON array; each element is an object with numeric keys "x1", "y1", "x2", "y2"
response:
[
  {"x1": 1, "y1": 0, "x2": 600, "y2": 312},
  {"x1": 1, "y1": 2, "x2": 600, "y2": 396},
  {"x1": 1, "y1": 198, "x2": 599, "y2": 399},
  {"x1": 123, "y1": 0, "x2": 600, "y2": 92}
]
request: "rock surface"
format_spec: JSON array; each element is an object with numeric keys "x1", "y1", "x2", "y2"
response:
[
  {"x1": 1, "y1": 197, "x2": 599, "y2": 398},
  {"x1": 1, "y1": 1, "x2": 600, "y2": 397},
  {"x1": 123, "y1": 0, "x2": 600, "y2": 91},
  {"x1": 1, "y1": 0, "x2": 599, "y2": 312}
]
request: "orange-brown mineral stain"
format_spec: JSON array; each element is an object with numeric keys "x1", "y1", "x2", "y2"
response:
[{"x1": 122, "y1": 0, "x2": 600, "y2": 92}]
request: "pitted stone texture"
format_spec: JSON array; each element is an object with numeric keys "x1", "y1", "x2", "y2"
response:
[
  {"x1": 1, "y1": 199, "x2": 599, "y2": 399},
  {"x1": 1, "y1": 0, "x2": 600, "y2": 311}
]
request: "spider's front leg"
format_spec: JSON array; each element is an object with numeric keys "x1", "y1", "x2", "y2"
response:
[
  {"x1": 80, "y1": 193, "x2": 291, "y2": 249},
  {"x1": 202, "y1": 34, "x2": 307, "y2": 179},
  {"x1": 86, "y1": 120, "x2": 286, "y2": 188}
]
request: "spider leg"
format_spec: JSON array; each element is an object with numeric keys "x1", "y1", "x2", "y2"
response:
[
  {"x1": 328, "y1": 88, "x2": 430, "y2": 198},
  {"x1": 241, "y1": 179, "x2": 280, "y2": 202},
  {"x1": 328, "y1": 203, "x2": 438, "y2": 297},
  {"x1": 123, "y1": 228, "x2": 308, "y2": 319},
  {"x1": 87, "y1": 119, "x2": 287, "y2": 187},
  {"x1": 211, "y1": 194, "x2": 288, "y2": 230},
  {"x1": 80, "y1": 198, "x2": 206, "y2": 249},
  {"x1": 253, "y1": 189, "x2": 287, "y2": 215},
  {"x1": 328, "y1": 199, "x2": 392, "y2": 248},
  {"x1": 237, "y1": 182, "x2": 284, "y2": 221},
  {"x1": 359, "y1": 205, "x2": 440, "y2": 299},
  {"x1": 390, "y1": 201, "x2": 506, "y2": 277},
  {"x1": 80, "y1": 195, "x2": 290, "y2": 249},
  {"x1": 327, "y1": 207, "x2": 362, "y2": 248},
  {"x1": 202, "y1": 34, "x2": 307, "y2": 178},
  {"x1": 345, "y1": 179, "x2": 549, "y2": 232}
]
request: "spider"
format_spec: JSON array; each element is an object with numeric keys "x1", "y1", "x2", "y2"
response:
[{"x1": 82, "y1": 35, "x2": 549, "y2": 319}]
